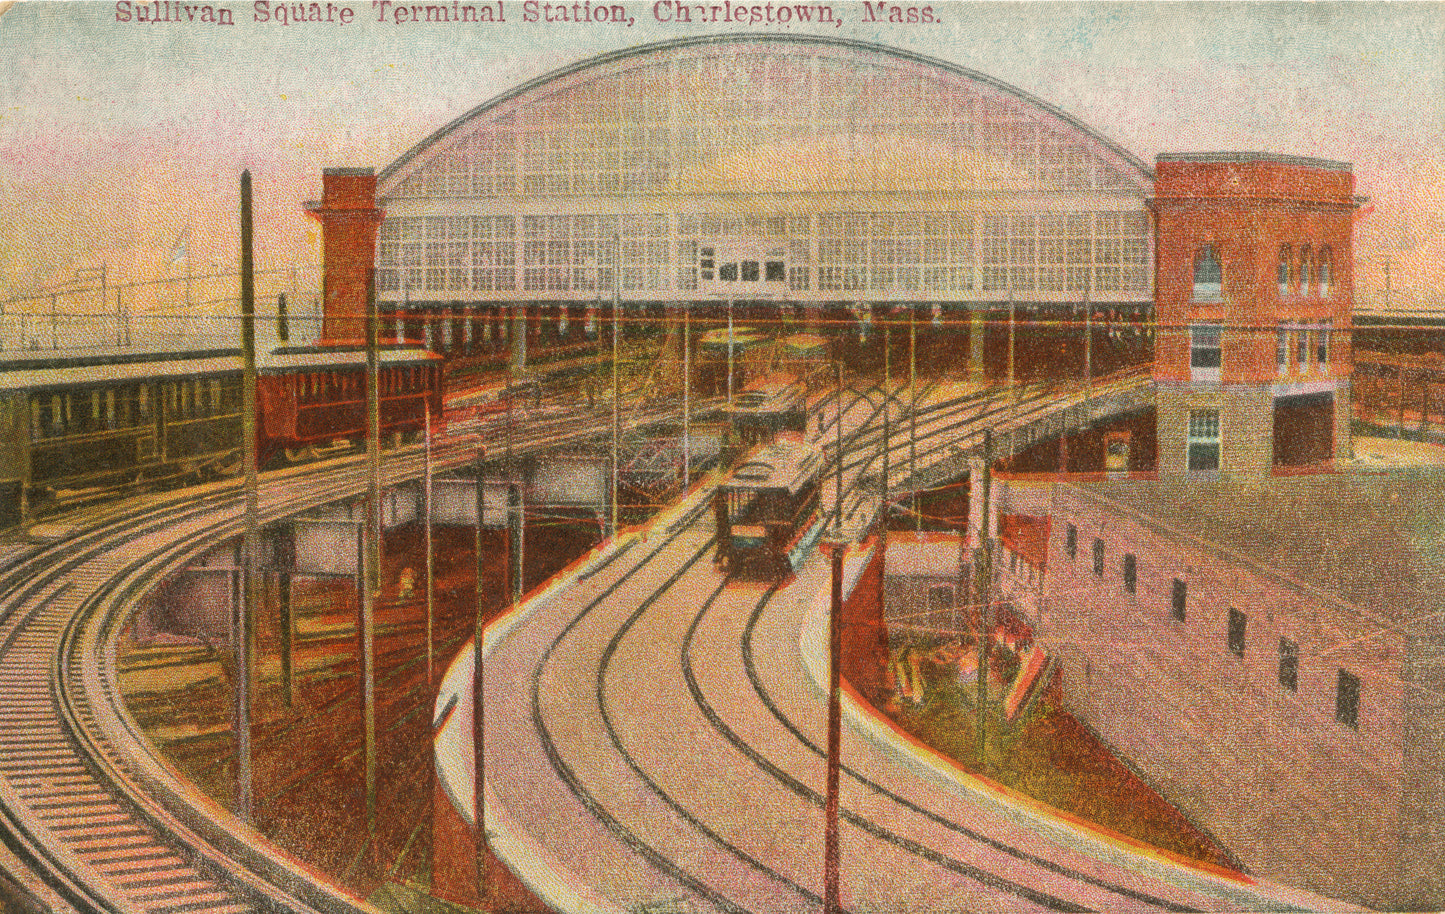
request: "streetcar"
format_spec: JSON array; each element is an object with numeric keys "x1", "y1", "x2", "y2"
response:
[
  {"x1": 725, "y1": 372, "x2": 807, "y2": 448},
  {"x1": 713, "y1": 436, "x2": 822, "y2": 576},
  {"x1": 0, "y1": 343, "x2": 440, "y2": 525}
]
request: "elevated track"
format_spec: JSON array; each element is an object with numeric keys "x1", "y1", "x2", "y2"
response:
[{"x1": 0, "y1": 367, "x2": 1354, "y2": 913}]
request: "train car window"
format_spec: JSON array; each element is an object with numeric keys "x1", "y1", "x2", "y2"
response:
[
  {"x1": 105, "y1": 389, "x2": 116, "y2": 429},
  {"x1": 742, "y1": 261, "x2": 760, "y2": 282},
  {"x1": 90, "y1": 389, "x2": 101, "y2": 430},
  {"x1": 51, "y1": 394, "x2": 63, "y2": 435},
  {"x1": 210, "y1": 379, "x2": 222, "y2": 414},
  {"x1": 30, "y1": 397, "x2": 42, "y2": 439},
  {"x1": 138, "y1": 385, "x2": 150, "y2": 419}
]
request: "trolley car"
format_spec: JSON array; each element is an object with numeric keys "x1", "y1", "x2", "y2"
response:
[
  {"x1": 714, "y1": 437, "x2": 822, "y2": 576},
  {"x1": 0, "y1": 343, "x2": 439, "y2": 525},
  {"x1": 726, "y1": 373, "x2": 807, "y2": 448}
]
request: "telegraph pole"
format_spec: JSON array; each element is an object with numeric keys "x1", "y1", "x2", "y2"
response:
[
  {"x1": 909, "y1": 307, "x2": 918, "y2": 532},
  {"x1": 823, "y1": 355, "x2": 846, "y2": 914},
  {"x1": 424, "y1": 402, "x2": 435, "y2": 687},
  {"x1": 882, "y1": 321, "x2": 891, "y2": 538},
  {"x1": 682, "y1": 305, "x2": 691, "y2": 487},
  {"x1": 362, "y1": 267, "x2": 382, "y2": 850},
  {"x1": 610, "y1": 235, "x2": 621, "y2": 537},
  {"x1": 236, "y1": 170, "x2": 257, "y2": 824},
  {"x1": 727, "y1": 297, "x2": 736, "y2": 409},
  {"x1": 473, "y1": 454, "x2": 489, "y2": 904},
  {"x1": 974, "y1": 428, "x2": 994, "y2": 772}
]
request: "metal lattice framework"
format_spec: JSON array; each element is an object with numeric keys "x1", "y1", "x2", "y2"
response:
[{"x1": 375, "y1": 35, "x2": 1153, "y2": 307}]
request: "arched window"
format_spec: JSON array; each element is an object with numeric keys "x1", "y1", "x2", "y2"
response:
[
  {"x1": 1317, "y1": 246, "x2": 1333, "y2": 297},
  {"x1": 1277, "y1": 245, "x2": 1292, "y2": 299},
  {"x1": 1298, "y1": 245, "x2": 1313, "y2": 297},
  {"x1": 1193, "y1": 245, "x2": 1222, "y2": 302}
]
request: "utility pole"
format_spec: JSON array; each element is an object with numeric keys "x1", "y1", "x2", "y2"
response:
[
  {"x1": 611, "y1": 234, "x2": 621, "y2": 537},
  {"x1": 974, "y1": 428, "x2": 993, "y2": 773},
  {"x1": 882, "y1": 321, "x2": 891, "y2": 539},
  {"x1": 909, "y1": 306, "x2": 918, "y2": 533},
  {"x1": 472, "y1": 455, "x2": 489, "y2": 905},
  {"x1": 823, "y1": 354, "x2": 846, "y2": 914},
  {"x1": 1007, "y1": 283, "x2": 1017, "y2": 443},
  {"x1": 1084, "y1": 273, "x2": 1093, "y2": 417},
  {"x1": 424, "y1": 402, "x2": 434, "y2": 687},
  {"x1": 822, "y1": 534, "x2": 844, "y2": 914},
  {"x1": 835, "y1": 359, "x2": 844, "y2": 533},
  {"x1": 236, "y1": 170, "x2": 257, "y2": 824},
  {"x1": 362, "y1": 266, "x2": 382, "y2": 852},
  {"x1": 682, "y1": 305, "x2": 691, "y2": 488},
  {"x1": 727, "y1": 297, "x2": 736, "y2": 409}
]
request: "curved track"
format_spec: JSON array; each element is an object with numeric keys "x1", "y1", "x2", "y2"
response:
[
  {"x1": 0, "y1": 453, "x2": 441, "y2": 914},
  {"x1": 439, "y1": 381, "x2": 1359, "y2": 914}
]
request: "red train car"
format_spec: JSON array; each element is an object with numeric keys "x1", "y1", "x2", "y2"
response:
[{"x1": 257, "y1": 344, "x2": 443, "y2": 467}]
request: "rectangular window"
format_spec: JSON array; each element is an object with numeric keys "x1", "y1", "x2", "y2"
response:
[
  {"x1": 1227, "y1": 607, "x2": 1247, "y2": 656},
  {"x1": 1297, "y1": 326, "x2": 1309, "y2": 368},
  {"x1": 1277, "y1": 322, "x2": 1289, "y2": 377},
  {"x1": 719, "y1": 262, "x2": 737, "y2": 282},
  {"x1": 1122, "y1": 554, "x2": 1137, "y2": 594},
  {"x1": 1092, "y1": 538, "x2": 1104, "y2": 577},
  {"x1": 1187, "y1": 409, "x2": 1221, "y2": 472},
  {"x1": 741, "y1": 260, "x2": 760, "y2": 282},
  {"x1": 765, "y1": 260, "x2": 786, "y2": 282},
  {"x1": 1316, "y1": 319, "x2": 1331, "y2": 368},
  {"x1": 1279, "y1": 638, "x2": 1299, "y2": 692},
  {"x1": 1336, "y1": 670, "x2": 1360, "y2": 729},
  {"x1": 1065, "y1": 524, "x2": 1077, "y2": 559},
  {"x1": 1171, "y1": 579, "x2": 1186, "y2": 622},
  {"x1": 1190, "y1": 323, "x2": 1222, "y2": 382}
]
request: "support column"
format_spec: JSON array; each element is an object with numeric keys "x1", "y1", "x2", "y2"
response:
[
  {"x1": 508, "y1": 482, "x2": 523, "y2": 604},
  {"x1": 276, "y1": 524, "x2": 295, "y2": 708},
  {"x1": 969, "y1": 308, "x2": 985, "y2": 378},
  {"x1": 509, "y1": 306, "x2": 527, "y2": 371},
  {"x1": 1334, "y1": 379, "x2": 1354, "y2": 461}
]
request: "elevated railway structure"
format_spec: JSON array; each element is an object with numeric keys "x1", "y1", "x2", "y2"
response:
[
  {"x1": 0, "y1": 365, "x2": 1359, "y2": 914},
  {"x1": 0, "y1": 387, "x2": 717, "y2": 914},
  {"x1": 436, "y1": 371, "x2": 1355, "y2": 914}
]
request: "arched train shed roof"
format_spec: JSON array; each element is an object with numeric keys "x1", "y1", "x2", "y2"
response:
[{"x1": 376, "y1": 34, "x2": 1153, "y2": 199}]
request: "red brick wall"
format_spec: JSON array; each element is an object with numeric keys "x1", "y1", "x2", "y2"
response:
[
  {"x1": 841, "y1": 539, "x2": 889, "y2": 700},
  {"x1": 306, "y1": 169, "x2": 383, "y2": 345},
  {"x1": 1152, "y1": 157, "x2": 1356, "y2": 385}
]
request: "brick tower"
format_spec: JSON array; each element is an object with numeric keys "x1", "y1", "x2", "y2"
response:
[
  {"x1": 1150, "y1": 153, "x2": 1358, "y2": 476},
  {"x1": 305, "y1": 167, "x2": 384, "y2": 345}
]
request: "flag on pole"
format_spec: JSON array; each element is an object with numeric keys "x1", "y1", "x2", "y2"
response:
[{"x1": 169, "y1": 226, "x2": 190, "y2": 264}]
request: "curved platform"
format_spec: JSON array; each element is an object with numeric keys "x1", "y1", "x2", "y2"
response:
[{"x1": 437, "y1": 380, "x2": 1358, "y2": 914}]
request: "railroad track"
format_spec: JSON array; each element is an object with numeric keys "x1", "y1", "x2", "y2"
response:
[
  {"x1": 0, "y1": 461, "x2": 409, "y2": 914},
  {"x1": 0, "y1": 374, "x2": 1142, "y2": 914},
  {"x1": 0, "y1": 386, "x2": 743, "y2": 914}
]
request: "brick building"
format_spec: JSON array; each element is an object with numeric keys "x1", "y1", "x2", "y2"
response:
[
  {"x1": 1038, "y1": 472, "x2": 1445, "y2": 910},
  {"x1": 1150, "y1": 153, "x2": 1359, "y2": 476}
]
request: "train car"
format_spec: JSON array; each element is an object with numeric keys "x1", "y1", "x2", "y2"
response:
[
  {"x1": 0, "y1": 344, "x2": 439, "y2": 527},
  {"x1": 713, "y1": 437, "x2": 822, "y2": 576},
  {"x1": 726, "y1": 372, "x2": 807, "y2": 449},
  {"x1": 256, "y1": 344, "x2": 442, "y2": 466}
]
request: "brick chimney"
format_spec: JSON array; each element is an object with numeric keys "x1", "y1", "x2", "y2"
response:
[{"x1": 305, "y1": 167, "x2": 383, "y2": 345}]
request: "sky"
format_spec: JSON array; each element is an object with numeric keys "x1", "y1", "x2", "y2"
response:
[{"x1": 0, "y1": 0, "x2": 1441, "y2": 316}]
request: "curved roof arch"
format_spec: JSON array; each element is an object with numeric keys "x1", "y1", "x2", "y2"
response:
[{"x1": 377, "y1": 34, "x2": 1153, "y2": 200}]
